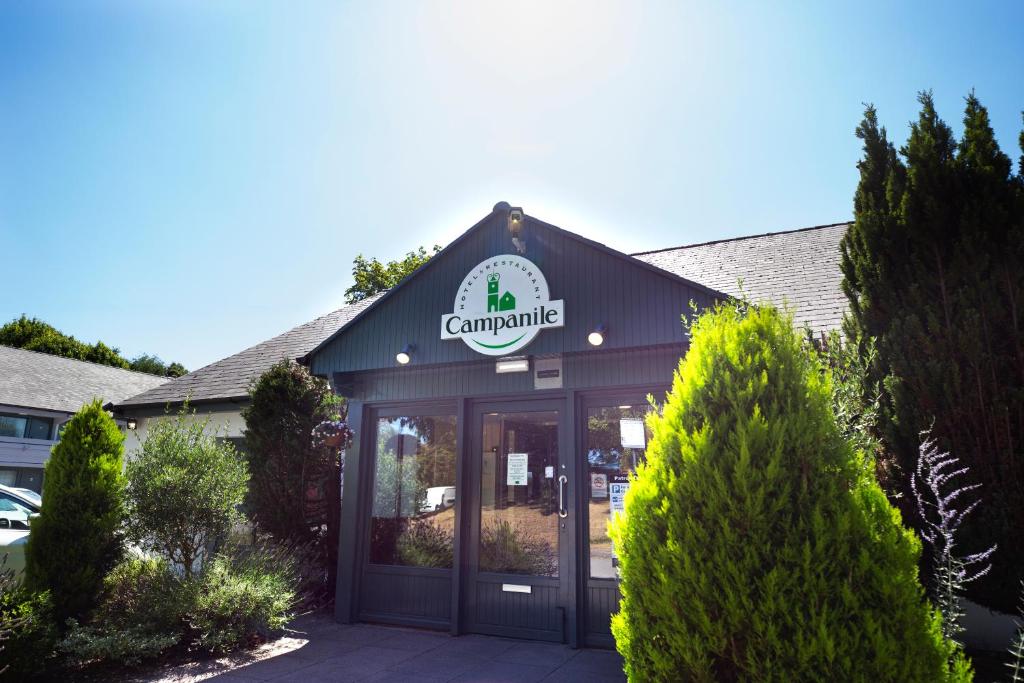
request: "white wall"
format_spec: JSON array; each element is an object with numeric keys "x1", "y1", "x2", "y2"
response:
[{"x1": 123, "y1": 409, "x2": 246, "y2": 459}]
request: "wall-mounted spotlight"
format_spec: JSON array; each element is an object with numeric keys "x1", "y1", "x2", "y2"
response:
[
  {"x1": 587, "y1": 324, "x2": 607, "y2": 347},
  {"x1": 508, "y1": 206, "x2": 526, "y2": 254},
  {"x1": 126, "y1": 418, "x2": 138, "y2": 430},
  {"x1": 396, "y1": 344, "x2": 415, "y2": 365}
]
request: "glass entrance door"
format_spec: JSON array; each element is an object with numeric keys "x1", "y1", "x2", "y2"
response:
[{"x1": 463, "y1": 401, "x2": 573, "y2": 641}]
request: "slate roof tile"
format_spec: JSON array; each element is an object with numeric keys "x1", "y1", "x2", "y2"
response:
[
  {"x1": 0, "y1": 345, "x2": 170, "y2": 414},
  {"x1": 115, "y1": 294, "x2": 382, "y2": 408},
  {"x1": 632, "y1": 223, "x2": 849, "y2": 334}
]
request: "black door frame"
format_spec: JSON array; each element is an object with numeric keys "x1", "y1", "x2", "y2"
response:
[{"x1": 459, "y1": 396, "x2": 577, "y2": 643}]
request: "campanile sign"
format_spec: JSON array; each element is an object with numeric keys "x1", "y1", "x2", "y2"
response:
[{"x1": 441, "y1": 255, "x2": 565, "y2": 356}]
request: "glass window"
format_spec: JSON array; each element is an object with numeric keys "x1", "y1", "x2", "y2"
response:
[
  {"x1": 586, "y1": 403, "x2": 653, "y2": 579},
  {"x1": 369, "y1": 414, "x2": 457, "y2": 568},
  {"x1": 0, "y1": 414, "x2": 53, "y2": 440},
  {"x1": 478, "y1": 411, "x2": 559, "y2": 577}
]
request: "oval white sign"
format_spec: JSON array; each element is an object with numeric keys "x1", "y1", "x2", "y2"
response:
[{"x1": 440, "y1": 255, "x2": 564, "y2": 356}]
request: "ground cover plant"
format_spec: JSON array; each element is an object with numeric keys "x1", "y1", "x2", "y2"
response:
[{"x1": 610, "y1": 303, "x2": 970, "y2": 681}]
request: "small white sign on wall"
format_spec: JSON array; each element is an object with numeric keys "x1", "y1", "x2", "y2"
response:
[{"x1": 507, "y1": 453, "x2": 529, "y2": 486}]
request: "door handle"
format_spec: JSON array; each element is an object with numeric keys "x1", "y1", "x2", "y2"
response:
[{"x1": 558, "y1": 475, "x2": 568, "y2": 518}]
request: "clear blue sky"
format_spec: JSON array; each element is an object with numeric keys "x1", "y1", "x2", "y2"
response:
[{"x1": 1, "y1": 1, "x2": 1022, "y2": 371}]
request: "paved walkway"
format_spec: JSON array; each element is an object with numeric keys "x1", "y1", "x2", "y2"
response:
[{"x1": 154, "y1": 615, "x2": 626, "y2": 683}]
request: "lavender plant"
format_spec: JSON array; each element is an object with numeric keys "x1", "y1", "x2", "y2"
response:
[
  {"x1": 1009, "y1": 583, "x2": 1024, "y2": 683},
  {"x1": 912, "y1": 431, "x2": 997, "y2": 645}
]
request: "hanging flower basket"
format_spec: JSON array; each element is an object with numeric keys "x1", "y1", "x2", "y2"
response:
[{"x1": 312, "y1": 419, "x2": 354, "y2": 450}]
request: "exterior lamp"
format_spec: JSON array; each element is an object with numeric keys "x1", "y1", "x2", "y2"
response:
[
  {"x1": 495, "y1": 356, "x2": 530, "y2": 373},
  {"x1": 508, "y1": 207, "x2": 526, "y2": 254},
  {"x1": 587, "y1": 324, "x2": 607, "y2": 346},
  {"x1": 396, "y1": 344, "x2": 415, "y2": 365},
  {"x1": 126, "y1": 418, "x2": 138, "y2": 430}
]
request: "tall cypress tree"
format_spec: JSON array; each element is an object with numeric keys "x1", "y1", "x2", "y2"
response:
[
  {"x1": 841, "y1": 92, "x2": 1024, "y2": 611},
  {"x1": 25, "y1": 400, "x2": 126, "y2": 625}
]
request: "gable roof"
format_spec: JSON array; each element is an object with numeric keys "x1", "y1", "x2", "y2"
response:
[
  {"x1": 113, "y1": 215, "x2": 851, "y2": 411},
  {"x1": 302, "y1": 205, "x2": 729, "y2": 364},
  {"x1": 0, "y1": 345, "x2": 169, "y2": 414},
  {"x1": 115, "y1": 294, "x2": 382, "y2": 409},
  {"x1": 632, "y1": 222, "x2": 850, "y2": 334}
]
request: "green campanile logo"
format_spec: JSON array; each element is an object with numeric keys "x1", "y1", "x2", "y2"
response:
[{"x1": 487, "y1": 273, "x2": 516, "y2": 312}]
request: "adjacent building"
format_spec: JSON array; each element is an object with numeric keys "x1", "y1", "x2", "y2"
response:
[{"x1": 0, "y1": 345, "x2": 168, "y2": 491}]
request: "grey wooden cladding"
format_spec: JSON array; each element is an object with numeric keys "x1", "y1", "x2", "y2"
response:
[
  {"x1": 586, "y1": 583, "x2": 620, "y2": 640},
  {"x1": 472, "y1": 580, "x2": 562, "y2": 640},
  {"x1": 338, "y1": 345, "x2": 687, "y2": 403},
  {"x1": 358, "y1": 568, "x2": 452, "y2": 626},
  {"x1": 310, "y1": 213, "x2": 716, "y2": 377}
]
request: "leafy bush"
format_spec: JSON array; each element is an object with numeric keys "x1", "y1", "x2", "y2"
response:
[
  {"x1": 59, "y1": 621, "x2": 179, "y2": 667},
  {"x1": 396, "y1": 520, "x2": 454, "y2": 569},
  {"x1": 57, "y1": 556, "x2": 184, "y2": 667},
  {"x1": 0, "y1": 584, "x2": 58, "y2": 680},
  {"x1": 610, "y1": 303, "x2": 970, "y2": 682},
  {"x1": 243, "y1": 361, "x2": 342, "y2": 593},
  {"x1": 188, "y1": 549, "x2": 296, "y2": 652},
  {"x1": 126, "y1": 407, "x2": 249, "y2": 578},
  {"x1": 479, "y1": 521, "x2": 556, "y2": 575},
  {"x1": 25, "y1": 400, "x2": 126, "y2": 625}
]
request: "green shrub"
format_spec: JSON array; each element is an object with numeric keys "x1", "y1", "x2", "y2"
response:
[
  {"x1": 610, "y1": 304, "x2": 970, "y2": 682},
  {"x1": 479, "y1": 521, "x2": 556, "y2": 575},
  {"x1": 59, "y1": 621, "x2": 179, "y2": 667},
  {"x1": 25, "y1": 400, "x2": 125, "y2": 625},
  {"x1": 0, "y1": 585, "x2": 58, "y2": 680},
  {"x1": 187, "y1": 549, "x2": 296, "y2": 652},
  {"x1": 396, "y1": 520, "x2": 454, "y2": 568},
  {"x1": 126, "y1": 406, "x2": 249, "y2": 578},
  {"x1": 57, "y1": 556, "x2": 184, "y2": 667}
]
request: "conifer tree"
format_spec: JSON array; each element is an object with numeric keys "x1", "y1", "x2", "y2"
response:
[
  {"x1": 840, "y1": 92, "x2": 1024, "y2": 610},
  {"x1": 25, "y1": 400, "x2": 126, "y2": 626},
  {"x1": 610, "y1": 304, "x2": 969, "y2": 682}
]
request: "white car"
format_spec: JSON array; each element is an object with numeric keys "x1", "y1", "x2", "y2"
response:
[
  {"x1": 0, "y1": 484, "x2": 40, "y2": 579},
  {"x1": 420, "y1": 486, "x2": 456, "y2": 512}
]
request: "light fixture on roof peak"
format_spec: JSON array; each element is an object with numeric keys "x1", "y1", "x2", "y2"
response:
[{"x1": 508, "y1": 206, "x2": 526, "y2": 254}]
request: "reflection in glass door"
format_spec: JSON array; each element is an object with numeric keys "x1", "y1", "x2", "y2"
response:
[
  {"x1": 583, "y1": 400, "x2": 653, "y2": 646},
  {"x1": 465, "y1": 403, "x2": 570, "y2": 642}
]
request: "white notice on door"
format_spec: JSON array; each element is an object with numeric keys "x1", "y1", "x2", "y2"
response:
[
  {"x1": 507, "y1": 453, "x2": 529, "y2": 486},
  {"x1": 619, "y1": 418, "x2": 646, "y2": 449}
]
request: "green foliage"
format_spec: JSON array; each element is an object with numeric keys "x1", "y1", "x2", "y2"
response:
[
  {"x1": 344, "y1": 245, "x2": 441, "y2": 303},
  {"x1": 479, "y1": 521, "x2": 557, "y2": 576},
  {"x1": 840, "y1": 92, "x2": 1024, "y2": 610},
  {"x1": 60, "y1": 620, "x2": 180, "y2": 667},
  {"x1": 610, "y1": 303, "x2": 969, "y2": 682},
  {"x1": 396, "y1": 520, "x2": 454, "y2": 569},
  {"x1": 188, "y1": 550, "x2": 296, "y2": 652},
  {"x1": 25, "y1": 400, "x2": 126, "y2": 626},
  {"x1": 0, "y1": 315, "x2": 187, "y2": 376},
  {"x1": 0, "y1": 585, "x2": 58, "y2": 680},
  {"x1": 126, "y1": 407, "x2": 249, "y2": 578},
  {"x1": 243, "y1": 360, "x2": 340, "y2": 596}
]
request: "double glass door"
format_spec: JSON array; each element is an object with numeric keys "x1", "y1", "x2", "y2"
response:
[{"x1": 463, "y1": 400, "x2": 573, "y2": 641}]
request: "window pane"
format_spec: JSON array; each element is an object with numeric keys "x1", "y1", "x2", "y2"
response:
[
  {"x1": 0, "y1": 415, "x2": 27, "y2": 438},
  {"x1": 369, "y1": 414, "x2": 457, "y2": 568},
  {"x1": 27, "y1": 417, "x2": 52, "y2": 440},
  {"x1": 478, "y1": 411, "x2": 559, "y2": 577},
  {"x1": 587, "y1": 404, "x2": 653, "y2": 579}
]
